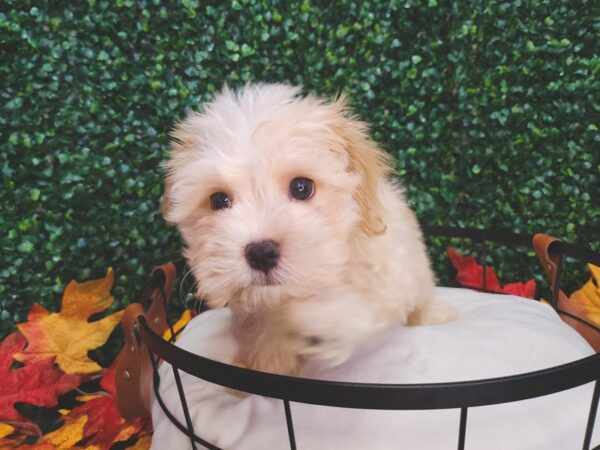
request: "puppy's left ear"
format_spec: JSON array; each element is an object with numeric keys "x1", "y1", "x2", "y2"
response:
[{"x1": 331, "y1": 98, "x2": 393, "y2": 236}]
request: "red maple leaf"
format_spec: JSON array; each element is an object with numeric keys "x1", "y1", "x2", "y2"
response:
[
  {"x1": 60, "y1": 366, "x2": 150, "y2": 449},
  {"x1": 447, "y1": 247, "x2": 536, "y2": 298},
  {"x1": 0, "y1": 332, "x2": 81, "y2": 424}
]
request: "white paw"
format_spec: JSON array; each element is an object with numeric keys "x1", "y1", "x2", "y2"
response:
[
  {"x1": 280, "y1": 294, "x2": 381, "y2": 365},
  {"x1": 407, "y1": 301, "x2": 457, "y2": 326}
]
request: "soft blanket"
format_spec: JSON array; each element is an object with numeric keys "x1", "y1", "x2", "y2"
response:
[{"x1": 151, "y1": 287, "x2": 598, "y2": 450}]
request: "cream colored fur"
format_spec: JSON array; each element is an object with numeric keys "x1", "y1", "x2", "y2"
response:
[{"x1": 163, "y1": 83, "x2": 455, "y2": 375}]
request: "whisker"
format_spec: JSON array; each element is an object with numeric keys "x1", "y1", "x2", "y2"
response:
[
  {"x1": 178, "y1": 266, "x2": 193, "y2": 299},
  {"x1": 275, "y1": 259, "x2": 299, "y2": 284},
  {"x1": 178, "y1": 266, "x2": 198, "y2": 310},
  {"x1": 192, "y1": 295, "x2": 205, "y2": 314}
]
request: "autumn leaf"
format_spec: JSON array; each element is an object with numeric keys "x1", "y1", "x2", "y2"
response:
[
  {"x1": 0, "y1": 420, "x2": 41, "y2": 447},
  {"x1": 570, "y1": 264, "x2": 600, "y2": 326},
  {"x1": 39, "y1": 414, "x2": 87, "y2": 450},
  {"x1": 498, "y1": 280, "x2": 537, "y2": 298},
  {"x1": 0, "y1": 421, "x2": 42, "y2": 449},
  {"x1": 15, "y1": 268, "x2": 123, "y2": 374},
  {"x1": 0, "y1": 425, "x2": 14, "y2": 440},
  {"x1": 126, "y1": 435, "x2": 152, "y2": 450},
  {"x1": 3, "y1": 444, "x2": 56, "y2": 450},
  {"x1": 447, "y1": 247, "x2": 536, "y2": 298},
  {"x1": 0, "y1": 423, "x2": 26, "y2": 449},
  {"x1": 162, "y1": 309, "x2": 192, "y2": 341},
  {"x1": 0, "y1": 333, "x2": 80, "y2": 424},
  {"x1": 59, "y1": 366, "x2": 150, "y2": 449}
]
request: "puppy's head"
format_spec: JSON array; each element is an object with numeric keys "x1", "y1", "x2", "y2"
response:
[{"x1": 163, "y1": 84, "x2": 391, "y2": 311}]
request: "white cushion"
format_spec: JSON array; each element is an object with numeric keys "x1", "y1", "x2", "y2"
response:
[{"x1": 151, "y1": 287, "x2": 598, "y2": 450}]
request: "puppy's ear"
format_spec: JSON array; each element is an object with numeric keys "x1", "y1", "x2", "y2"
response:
[
  {"x1": 160, "y1": 181, "x2": 172, "y2": 219},
  {"x1": 161, "y1": 113, "x2": 203, "y2": 222},
  {"x1": 330, "y1": 97, "x2": 393, "y2": 236}
]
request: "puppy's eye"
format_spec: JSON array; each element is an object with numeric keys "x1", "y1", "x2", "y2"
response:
[
  {"x1": 290, "y1": 177, "x2": 315, "y2": 201},
  {"x1": 210, "y1": 192, "x2": 232, "y2": 211}
]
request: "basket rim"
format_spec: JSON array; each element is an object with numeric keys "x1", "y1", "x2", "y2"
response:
[{"x1": 139, "y1": 314, "x2": 599, "y2": 410}]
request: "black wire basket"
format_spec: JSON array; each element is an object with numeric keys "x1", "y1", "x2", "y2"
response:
[{"x1": 122, "y1": 227, "x2": 600, "y2": 450}]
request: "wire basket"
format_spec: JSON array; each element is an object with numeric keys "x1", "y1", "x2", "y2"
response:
[{"x1": 116, "y1": 227, "x2": 600, "y2": 450}]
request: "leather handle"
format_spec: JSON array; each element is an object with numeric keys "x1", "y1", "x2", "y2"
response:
[
  {"x1": 115, "y1": 262, "x2": 178, "y2": 420},
  {"x1": 533, "y1": 234, "x2": 600, "y2": 352},
  {"x1": 115, "y1": 303, "x2": 150, "y2": 420},
  {"x1": 146, "y1": 263, "x2": 177, "y2": 335},
  {"x1": 532, "y1": 233, "x2": 562, "y2": 295}
]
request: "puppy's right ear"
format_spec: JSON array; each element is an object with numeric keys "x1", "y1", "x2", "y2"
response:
[
  {"x1": 160, "y1": 180, "x2": 172, "y2": 220},
  {"x1": 161, "y1": 113, "x2": 203, "y2": 223}
]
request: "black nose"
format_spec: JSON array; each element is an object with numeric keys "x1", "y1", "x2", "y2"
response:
[{"x1": 245, "y1": 240, "x2": 280, "y2": 273}]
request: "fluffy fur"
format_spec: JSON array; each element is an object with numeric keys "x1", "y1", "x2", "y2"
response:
[{"x1": 163, "y1": 83, "x2": 455, "y2": 375}]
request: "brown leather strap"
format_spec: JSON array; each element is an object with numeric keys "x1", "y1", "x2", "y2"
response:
[
  {"x1": 146, "y1": 263, "x2": 177, "y2": 333},
  {"x1": 115, "y1": 263, "x2": 178, "y2": 420},
  {"x1": 533, "y1": 234, "x2": 600, "y2": 352}
]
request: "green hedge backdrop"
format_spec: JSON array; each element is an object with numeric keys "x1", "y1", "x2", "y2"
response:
[{"x1": 2, "y1": 0, "x2": 599, "y2": 337}]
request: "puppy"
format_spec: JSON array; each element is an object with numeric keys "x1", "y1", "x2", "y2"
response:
[{"x1": 162, "y1": 83, "x2": 454, "y2": 376}]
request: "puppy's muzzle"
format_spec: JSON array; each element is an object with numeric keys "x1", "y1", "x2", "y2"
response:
[{"x1": 245, "y1": 240, "x2": 280, "y2": 273}]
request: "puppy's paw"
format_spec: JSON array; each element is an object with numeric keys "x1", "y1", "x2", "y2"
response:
[
  {"x1": 286, "y1": 328, "x2": 355, "y2": 366},
  {"x1": 279, "y1": 293, "x2": 381, "y2": 365},
  {"x1": 407, "y1": 300, "x2": 457, "y2": 326},
  {"x1": 235, "y1": 343, "x2": 302, "y2": 377}
]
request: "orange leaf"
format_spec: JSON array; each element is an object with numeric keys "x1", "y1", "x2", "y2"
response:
[
  {"x1": 15, "y1": 269, "x2": 123, "y2": 374},
  {"x1": 570, "y1": 264, "x2": 600, "y2": 326},
  {"x1": 39, "y1": 415, "x2": 87, "y2": 450},
  {"x1": 0, "y1": 424, "x2": 14, "y2": 439}
]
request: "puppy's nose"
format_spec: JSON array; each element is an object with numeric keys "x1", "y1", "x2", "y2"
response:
[{"x1": 245, "y1": 240, "x2": 280, "y2": 273}]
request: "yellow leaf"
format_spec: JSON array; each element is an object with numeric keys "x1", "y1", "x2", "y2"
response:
[
  {"x1": 162, "y1": 309, "x2": 192, "y2": 341},
  {"x1": 61, "y1": 268, "x2": 116, "y2": 319},
  {"x1": 0, "y1": 423, "x2": 15, "y2": 439},
  {"x1": 15, "y1": 269, "x2": 124, "y2": 374},
  {"x1": 571, "y1": 264, "x2": 600, "y2": 326},
  {"x1": 126, "y1": 435, "x2": 152, "y2": 450},
  {"x1": 74, "y1": 394, "x2": 103, "y2": 402},
  {"x1": 40, "y1": 414, "x2": 87, "y2": 449}
]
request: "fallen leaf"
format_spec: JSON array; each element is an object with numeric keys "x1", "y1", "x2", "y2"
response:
[
  {"x1": 126, "y1": 435, "x2": 152, "y2": 450},
  {"x1": 4, "y1": 443, "x2": 56, "y2": 450},
  {"x1": 0, "y1": 333, "x2": 80, "y2": 424},
  {"x1": 570, "y1": 264, "x2": 600, "y2": 326},
  {"x1": 61, "y1": 366, "x2": 150, "y2": 449},
  {"x1": 499, "y1": 280, "x2": 537, "y2": 298},
  {"x1": 15, "y1": 269, "x2": 123, "y2": 374},
  {"x1": 162, "y1": 309, "x2": 192, "y2": 341},
  {"x1": 39, "y1": 415, "x2": 87, "y2": 450},
  {"x1": 447, "y1": 247, "x2": 501, "y2": 291},
  {"x1": 447, "y1": 247, "x2": 536, "y2": 298},
  {"x1": 0, "y1": 424, "x2": 14, "y2": 439}
]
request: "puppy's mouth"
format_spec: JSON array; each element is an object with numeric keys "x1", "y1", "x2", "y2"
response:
[{"x1": 251, "y1": 271, "x2": 283, "y2": 287}]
